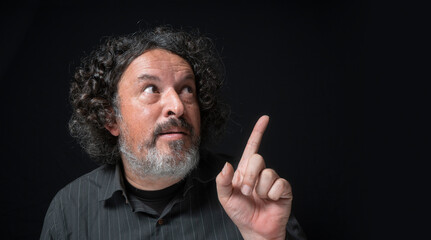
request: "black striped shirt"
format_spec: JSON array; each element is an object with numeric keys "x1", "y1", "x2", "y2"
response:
[{"x1": 40, "y1": 150, "x2": 306, "y2": 239}]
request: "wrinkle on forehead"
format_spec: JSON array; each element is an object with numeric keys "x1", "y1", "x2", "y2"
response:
[{"x1": 131, "y1": 49, "x2": 193, "y2": 74}]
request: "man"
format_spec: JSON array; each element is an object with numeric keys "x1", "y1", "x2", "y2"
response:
[{"x1": 41, "y1": 26, "x2": 306, "y2": 239}]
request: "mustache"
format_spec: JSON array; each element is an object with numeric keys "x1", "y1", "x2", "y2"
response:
[{"x1": 153, "y1": 117, "x2": 194, "y2": 137}]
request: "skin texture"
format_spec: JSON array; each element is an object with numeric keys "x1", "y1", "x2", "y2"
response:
[
  {"x1": 106, "y1": 49, "x2": 292, "y2": 239},
  {"x1": 106, "y1": 49, "x2": 201, "y2": 190}
]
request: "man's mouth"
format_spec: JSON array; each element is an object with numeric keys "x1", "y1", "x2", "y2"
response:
[
  {"x1": 153, "y1": 118, "x2": 193, "y2": 142},
  {"x1": 159, "y1": 127, "x2": 188, "y2": 135},
  {"x1": 159, "y1": 131, "x2": 187, "y2": 136},
  {"x1": 157, "y1": 128, "x2": 189, "y2": 140}
]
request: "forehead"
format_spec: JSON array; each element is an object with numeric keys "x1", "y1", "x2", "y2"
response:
[{"x1": 125, "y1": 49, "x2": 193, "y2": 76}]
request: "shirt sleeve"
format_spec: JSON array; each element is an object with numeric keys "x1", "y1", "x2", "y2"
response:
[{"x1": 286, "y1": 214, "x2": 307, "y2": 240}]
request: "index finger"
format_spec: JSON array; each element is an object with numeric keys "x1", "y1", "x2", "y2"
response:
[{"x1": 239, "y1": 115, "x2": 270, "y2": 167}]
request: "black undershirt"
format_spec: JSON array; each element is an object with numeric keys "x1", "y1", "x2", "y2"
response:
[{"x1": 124, "y1": 179, "x2": 185, "y2": 215}]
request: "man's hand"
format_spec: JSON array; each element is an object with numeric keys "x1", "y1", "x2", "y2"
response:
[{"x1": 216, "y1": 115, "x2": 292, "y2": 240}]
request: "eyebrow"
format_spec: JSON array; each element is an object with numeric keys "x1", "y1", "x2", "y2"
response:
[
  {"x1": 183, "y1": 73, "x2": 195, "y2": 81},
  {"x1": 137, "y1": 74, "x2": 160, "y2": 82},
  {"x1": 137, "y1": 73, "x2": 195, "y2": 82}
]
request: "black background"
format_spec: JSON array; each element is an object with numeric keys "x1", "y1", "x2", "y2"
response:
[{"x1": 1, "y1": 1, "x2": 428, "y2": 239}]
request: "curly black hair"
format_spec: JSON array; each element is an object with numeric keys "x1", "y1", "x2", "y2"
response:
[{"x1": 69, "y1": 26, "x2": 230, "y2": 165}]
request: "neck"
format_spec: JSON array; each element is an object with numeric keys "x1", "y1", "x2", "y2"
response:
[{"x1": 122, "y1": 160, "x2": 182, "y2": 190}]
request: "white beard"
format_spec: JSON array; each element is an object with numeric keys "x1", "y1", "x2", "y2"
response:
[{"x1": 119, "y1": 136, "x2": 200, "y2": 180}]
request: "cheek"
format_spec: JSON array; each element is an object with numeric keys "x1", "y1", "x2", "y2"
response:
[
  {"x1": 138, "y1": 107, "x2": 160, "y2": 132},
  {"x1": 140, "y1": 106, "x2": 154, "y2": 118},
  {"x1": 121, "y1": 104, "x2": 159, "y2": 133}
]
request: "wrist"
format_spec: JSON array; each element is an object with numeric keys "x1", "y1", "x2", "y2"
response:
[{"x1": 240, "y1": 229, "x2": 286, "y2": 240}]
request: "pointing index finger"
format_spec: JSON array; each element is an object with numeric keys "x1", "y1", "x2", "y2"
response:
[{"x1": 239, "y1": 115, "x2": 270, "y2": 167}]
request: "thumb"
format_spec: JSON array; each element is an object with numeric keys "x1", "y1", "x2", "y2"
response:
[{"x1": 216, "y1": 162, "x2": 235, "y2": 203}]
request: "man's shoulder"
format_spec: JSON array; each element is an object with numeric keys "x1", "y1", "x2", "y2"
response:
[{"x1": 53, "y1": 164, "x2": 116, "y2": 201}]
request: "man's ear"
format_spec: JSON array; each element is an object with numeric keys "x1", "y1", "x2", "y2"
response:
[
  {"x1": 105, "y1": 122, "x2": 120, "y2": 136},
  {"x1": 105, "y1": 107, "x2": 120, "y2": 136}
]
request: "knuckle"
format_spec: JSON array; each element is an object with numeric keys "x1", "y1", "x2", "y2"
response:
[
  {"x1": 251, "y1": 153, "x2": 263, "y2": 161},
  {"x1": 261, "y1": 168, "x2": 276, "y2": 177},
  {"x1": 277, "y1": 178, "x2": 288, "y2": 188},
  {"x1": 250, "y1": 154, "x2": 265, "y2": 167}
]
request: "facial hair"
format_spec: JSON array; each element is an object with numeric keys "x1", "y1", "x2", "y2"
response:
[{"x1": 118, "y1": 118, "x2": 200, "y2": 180}]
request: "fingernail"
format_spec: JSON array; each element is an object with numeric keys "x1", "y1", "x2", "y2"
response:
[
  {"x1": 241, "y1": 185, "x2": 252, "y2": 196},
  {"x1": 222, "y1": 162, "x2": 228, "y2": 175}
]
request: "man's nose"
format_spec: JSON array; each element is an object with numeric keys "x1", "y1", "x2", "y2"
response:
[{"x1": 161, "y1": 89, "x2": 185, "y2": 117}]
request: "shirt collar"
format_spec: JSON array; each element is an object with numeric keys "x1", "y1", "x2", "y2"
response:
[{"x1": 98, "y1": 163, "x2": 125, "y2": 202}]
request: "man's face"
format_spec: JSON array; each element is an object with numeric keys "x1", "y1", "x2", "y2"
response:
[{"x1": 107, "y1": 49, "x2": 201, "y2": 179}]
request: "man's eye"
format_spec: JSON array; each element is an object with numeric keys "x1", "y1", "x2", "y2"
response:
[
  {"x1": 182, "y1": 86, "x2": 193, "y2": 94},
  {"x1": 144, "y1": 85, "x2": 158, "y2": 94}
]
